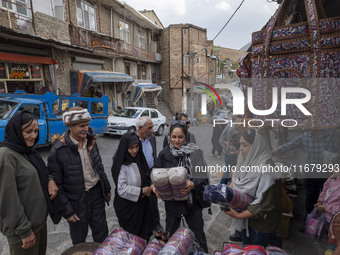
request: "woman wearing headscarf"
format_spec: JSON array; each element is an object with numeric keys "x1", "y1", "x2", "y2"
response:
[
  {"x1": 154, "y1": 121, "x2": 209, "y2": 253},
  {"x1": 225, "y1": 128, "x2": 282, "y2": 247},
  {"x1": 0, "y1": 111, "x2": 59, "y2": 255},
  {"x1": 111, "y1": 132, "x2": 155, "y2": 241}
]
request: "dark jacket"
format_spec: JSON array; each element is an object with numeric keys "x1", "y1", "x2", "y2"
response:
[
  {"x1": 155, "y1": 146, "x2": 209, "y2": 217},
  {"x1": 149, "y1": 134, "x2": 157, "y2": 164},
  {"x1": 47, "y1": 132, "x2": 111, "y2": 220}
]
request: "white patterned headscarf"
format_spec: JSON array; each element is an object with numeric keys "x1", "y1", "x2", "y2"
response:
[{"x1": 232, "y1": 130, "x2": 279, "y2": 234}]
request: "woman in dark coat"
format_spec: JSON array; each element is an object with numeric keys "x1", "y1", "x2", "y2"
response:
[
  {"x1": 111, "y1": 132, "x2": 155, "y2": 241},
  {"x1": 154, "y1": 121, "x2": 209, "y2": 253},
  {"x1": 0, "y1": 111, "x2": 59, "y2": 255}
]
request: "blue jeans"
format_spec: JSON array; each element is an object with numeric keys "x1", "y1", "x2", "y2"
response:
[
  {"x1": 241, "y1": 227, "x2": 275, "y2": 247},
  {"x1": 220, "y1": 154, "x2": 238, "y2": 184}
]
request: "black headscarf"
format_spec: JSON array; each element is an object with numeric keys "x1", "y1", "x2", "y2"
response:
[
  {"x1": 111, "y1": 132, "x2": 150, "y2": 187},
  {"x1": 0, "y1": 111, "x2": 57, "y2": 221}
]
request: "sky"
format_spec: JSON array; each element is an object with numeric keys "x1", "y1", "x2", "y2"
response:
[{"x1": 121, "y1": 0, "x2": 279, "y2": 50}]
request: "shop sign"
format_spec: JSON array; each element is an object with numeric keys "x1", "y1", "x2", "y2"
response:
[
  {"x1": 9, "y1": 63, "x2": 29, "y2": 79},
  {"x1": 0, "y1": 62, "x2": 5, "y2": 79},
  {"x1": 30, "y1": 65, "x2": 41, "y2": 78}
]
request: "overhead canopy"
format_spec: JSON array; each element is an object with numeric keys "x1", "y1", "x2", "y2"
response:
[
  {"x1": 0, "y1": 52, "x2": 57, "y2": 65},
  {"x1": 78, "y1": 70, "x2": 134, "y2": 95},
  {"x1": 132, "y1": 83, "x2": 162, "y2": 105}
]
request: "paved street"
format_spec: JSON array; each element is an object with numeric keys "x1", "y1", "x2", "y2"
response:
[{"x1": 0, "y1": 123, "x2": 328, "y2": 254}]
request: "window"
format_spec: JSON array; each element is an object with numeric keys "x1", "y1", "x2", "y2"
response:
[
  {"x1": 197, "y1": 57, "x2": 200, "y2": 64},
  {"x1": 18, "y1": 104, "x2": 40, "y2": 118},
  {"x1": 91, "y1": 102, "x2": 103, "y2": 114},
  {"x1": 30, "y1": 65, "x2": 41, "y2": 79},
  {"x1": 150, "y1": 110, "x2": 158, "y2": 119},
  {"x1": 141, "y1": 110, "x2": 149, "y2": 117},
  {"x1": 137, "y1": 28, "x2": 146, "y2": 49},
  {"x1": 183, "y1": 55, "x2": 189, "y2": 67},
  {"x1": 0, "y1": 62, "x2": 5, "y2": 79},
  {"x1": 119, "y1": 19, "x2": 130, "y2": 43},
  {"x1": 77, "y1": 0, "x2": 96, "y2": 31},
  {"x1": 1, "y1": 0, "x2": 28, "y2": 16}
]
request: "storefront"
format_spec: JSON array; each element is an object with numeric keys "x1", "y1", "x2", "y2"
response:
[
  {"x1": 70, "y1": 70, "x2": 134, "y2": 113},
  {"x1": 0, "y1": 52, "x2": 58, "y2": 94}
]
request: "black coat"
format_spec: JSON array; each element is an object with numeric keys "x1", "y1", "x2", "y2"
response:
[
  {"x1": 47, "y1": 132, "x2": 111, "y2": 220},
  {"x1": 155, "y1": 146, "x2": 209, "y2": 217}
]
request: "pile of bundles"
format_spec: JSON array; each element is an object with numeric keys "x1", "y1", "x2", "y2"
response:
[
  {"x1": 93, "y1": 227, "x2": 196, "y2": 255},
  {"x1": 93, "y1": 228, "x2": 146, "y2": 255},
  {"x1": 151, "y1": 167, "x2": 189, "y2": 201},
  {"x1": 203, "y1": 184, "x2": 254, "y2": 211},
  {"x1": 213, "y1": 243, "x2": 287, "y2": 255}
]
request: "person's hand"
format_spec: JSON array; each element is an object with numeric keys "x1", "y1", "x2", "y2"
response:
[
  {"x1": 22, "y1": 232, "x2": 36, "y2": 249},
  {"x1": 181, "y1": 179, "x2": 194, "y2": 196},
  {"x1": 315, "y1": 204, "x2": 325, "y2": 212},
  {"x1": 230, "y1": 149, "x2": 239, "y2": 155},
  {"x1": 151, "y1": 184, "x2": 160, "y2": 198},
  {"x1": 271, "y1": 150, "x2": 279, "y2": 157},
  {"x1": 67, "y1": 214, "x2": 80, "y2": 223},
  {"x1": 314, "y1": 201, "x2": 323, "y2": 207},
  {"x1": 142, "y1": 186, "x2": 152, "y2": 198},
  {"x1": 48, "y1": 180, "x2": 59, "y2": 200},
  {"x1": 224, "y1": 207, "x2": 240, "y2": 218},
  {"x1": 106, "y1": 193, "x2": 112, "y2": 203}
]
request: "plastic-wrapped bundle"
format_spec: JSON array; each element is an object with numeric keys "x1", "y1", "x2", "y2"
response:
[
  {"x1": 142, "y1": 238, "x2": 165, "y2": 255},
  {"x1": 189, "y1": 251, "x2": 210, "y2": 255},
  {"x1": 221, "y1": 243, "x2": 244, "y2": 255},
  {"x1": 119, "y1": 234, "x2": 146, "y2": 255},
  {"x1": 151, "y1": 168, "x2": 173, "y2": 200},
  {"x1": 243, "y1": 245, "x2": 266, "y2": 255},
  {"x1": 93, "y1": 228, "x2": 146, "y2": 255},
  {"x1": 93, "y1": 228, "x2": 130, "y2": 255},
  {"x1": 168, "y1": 167, "x2": 188, "y2": 201},
  {"x1": 266, "y1": 246, "x2": 288, "y2": 255},
  {"x1": 203, "y1": 184, "x2": 254, "y2": 211},
  {"x1": 159, "y1": 228, "x2": 195, "y2": 255}
]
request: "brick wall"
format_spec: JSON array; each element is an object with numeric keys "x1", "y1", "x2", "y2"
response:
[
  {"x1": 53, "y1": 49, "x2": 72, "y2": 94},
  {"x1": 161, "y1": 24, "x2": 212, "y2": 114},
  {"x1": 34, "y1": 12, "x2": 70, "y2": 44}
]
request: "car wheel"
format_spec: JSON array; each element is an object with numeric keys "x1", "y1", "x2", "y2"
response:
[
  {"x1": 127, "y1": 126, "x2": 136, "y2": 133},
  {"x1": 156, "y1": 125, "x2": 164, "y2": 136}
]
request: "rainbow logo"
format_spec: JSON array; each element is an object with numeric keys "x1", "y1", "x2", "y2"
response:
[{"x1": 195, "y1": 82, "x2": 223, "y2": 107}]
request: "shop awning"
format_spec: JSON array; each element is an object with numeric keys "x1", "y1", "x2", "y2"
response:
[
  {"x1": 78, "y1": 70, "x2": 134, "y2": 95},
  {"x1": 132, "y1": 83, "x2": 162, "y2": 105},
  {"x1": 0, "y1": 52, "x2": 57, "y2": 65}
]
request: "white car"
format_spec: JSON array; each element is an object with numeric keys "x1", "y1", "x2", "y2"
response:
[{"x1": 105, "y1": 107, "x2": 167, "y2": 136}]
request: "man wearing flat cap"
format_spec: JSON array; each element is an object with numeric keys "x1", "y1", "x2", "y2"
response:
[{"x1": 47, "y1": 107, "x2": 111, "y2": 245}]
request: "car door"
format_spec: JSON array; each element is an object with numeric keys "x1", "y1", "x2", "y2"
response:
[
  {"x1": 17, "y1": 103, "x2": 47, "y2": 145},
  {"x1": 150, "y1": 109, "x2": 160, "y2": 131}
]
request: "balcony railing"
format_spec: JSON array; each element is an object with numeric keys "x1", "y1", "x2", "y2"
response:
[{"x1": 69, "y1": 24, "x2": 158, "y2": 62}]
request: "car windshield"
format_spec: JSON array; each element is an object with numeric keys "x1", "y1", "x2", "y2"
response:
[
  {"x1": 115, "y1": 108, "x2": 141, "y2": 118},
  {"x1": 0, "y1": 101, "x2": 17, "y2": 119}
]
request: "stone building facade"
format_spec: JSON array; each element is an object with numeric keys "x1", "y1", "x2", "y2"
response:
[
  {"x1": 0, "y1": 0, "x2": 162, "y2": 113},
  {"x1": 160, "y1": 24, "x2": 216, "y2": 116}
]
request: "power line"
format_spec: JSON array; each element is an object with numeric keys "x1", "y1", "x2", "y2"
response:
[{"x1": 196, "y1": 0, "x2": 246, "y2": 55}]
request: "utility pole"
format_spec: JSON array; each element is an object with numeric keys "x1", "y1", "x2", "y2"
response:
[{"x1": 189, "y1": 52, "x2": 195, "y2": 118}]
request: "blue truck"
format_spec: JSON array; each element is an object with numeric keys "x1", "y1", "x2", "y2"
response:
[{"x1": 0, "y1": 90, "x2": 108, "y2": 145}]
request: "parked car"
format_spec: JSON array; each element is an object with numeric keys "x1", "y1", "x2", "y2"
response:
[
  {"x1": 105, "y1": 107, "x2": 166, "y2": 136},
  {"x1": 211, "y1": 109, "x2": 231, "y2": 124}
]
